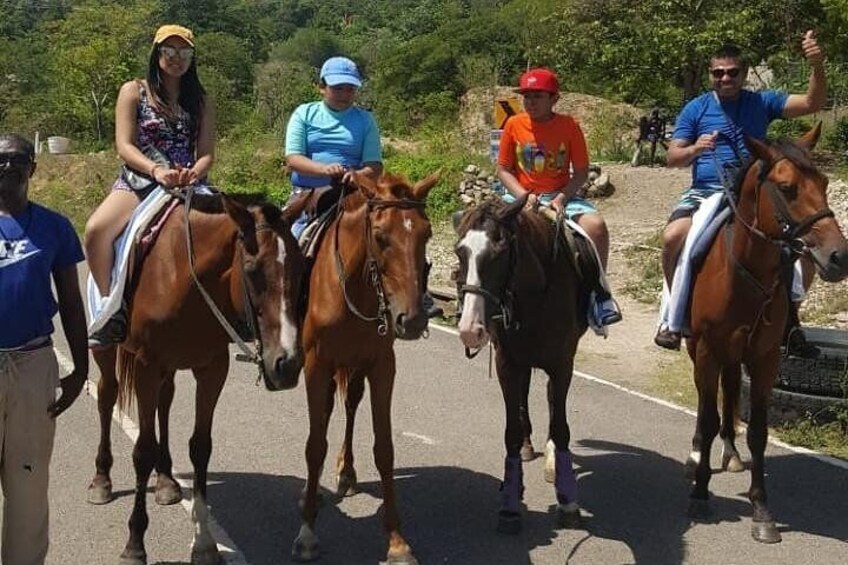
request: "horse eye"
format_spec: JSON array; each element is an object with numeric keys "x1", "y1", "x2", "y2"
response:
[
  {"x1": 779, "y1": 183, "x2": 798, "y2": 199},
  {"x1": 375, "y1": 232, "x2": 390, "y2": 249}
]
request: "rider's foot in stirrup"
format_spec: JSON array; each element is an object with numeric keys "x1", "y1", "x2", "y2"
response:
[
  {"x1": 654, "y1": 327, "x2": 681, "y2": 351},
  {"x1": 88, "y1": 305, "x2": 128, "y2": 348},
  {"x1": 595, "y1": 297, "x2": 622, "y2": 326}
]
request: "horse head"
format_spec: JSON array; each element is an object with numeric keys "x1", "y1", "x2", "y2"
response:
[
  {"x1": 222, "y1": 194, "x2": 307, "y2": 390},
  {"x1": 455, "y1": 195, "x2": 526, "y2": 350},
  {"x1": 348, "y1": 170, "x2": 438, "y2": 340},
  {"x1": 745, "y1": 124, "x2": 848, "y2": 282}
]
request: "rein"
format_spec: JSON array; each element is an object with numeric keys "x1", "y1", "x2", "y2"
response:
[
  {"x1": 183, "y1": 187, "x2": 267, "y2": 380},
  {"x1": 332, "y1": 189, "x2": 426, "y2": 336}
]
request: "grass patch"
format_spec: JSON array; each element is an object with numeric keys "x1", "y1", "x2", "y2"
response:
[
  {"x1": 774, "y1": 415, "x2": 848, "y2": 460},
  {"x1": 801, "y1": 283, "x2": 848, "y2": 326},
  {"x1": 651, "y1": 351, "x2": 697, "y2": 409},
  {"x1": 622, "y1": 230, "x2": 663, "y2": 304}
]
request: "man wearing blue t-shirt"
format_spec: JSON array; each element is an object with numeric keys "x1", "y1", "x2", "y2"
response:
[
  {"x1": 0, "y1": 133, "x2": 88, "y2": 563},
  {"x1": 655, "y1": 33, "x2": 826, "y2": 351},
  {"x1": 284, "y1": 56, "x2": 383, "y2": 239}
]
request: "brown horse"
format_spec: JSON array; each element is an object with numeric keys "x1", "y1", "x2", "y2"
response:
[
  {"x1": 291, "y1": 171, "x2": 437, "y2": 564},
  {"x1": 685, "y1": 125, "x2": 848, "y2": 543},
  {"x1": 87, "y1": 192, "x2": 307, "y2": 565},
  {"x1": 455, "y1": 196, "x2": 590, "y2": 534}
]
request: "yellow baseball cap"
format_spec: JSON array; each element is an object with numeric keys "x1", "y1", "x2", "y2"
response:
[{"x1": 153, "y1": 25, "x2": 195, "y2": 46}]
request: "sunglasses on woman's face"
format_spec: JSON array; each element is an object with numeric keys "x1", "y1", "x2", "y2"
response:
[
  {"x1": 159, "y1": 46, "x2": 194, "y2": 61},
  {"x1": 0, "y1": 153, "x2": 33, "y2": 168},
  {"x1": 710, "y1": 67, "x2": 741, "y2": 79}
]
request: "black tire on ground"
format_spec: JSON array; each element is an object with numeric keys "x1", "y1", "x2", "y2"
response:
[
  {"x1": 741, "y1": 374, "x2": 848, "y2": 425},
  {"x1": 776, "y1": 354, "x2": 848, "y2": 398}
]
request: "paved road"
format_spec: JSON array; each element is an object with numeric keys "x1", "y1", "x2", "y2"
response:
[{"x1": 3, "y1": 323, "x2": 847, "y2": 565}]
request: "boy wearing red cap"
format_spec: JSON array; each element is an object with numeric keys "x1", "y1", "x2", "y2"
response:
[{"x1": 497, "y1": 67, "x2": 621, "y2": 331}]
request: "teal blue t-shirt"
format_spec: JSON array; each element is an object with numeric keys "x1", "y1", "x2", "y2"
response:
[
  {"x1": 673, "y1": 89, "x2": 788, "y2": 187},
  {"x1": 284, "y1": 101, "x2": 382, "y2": 188}
]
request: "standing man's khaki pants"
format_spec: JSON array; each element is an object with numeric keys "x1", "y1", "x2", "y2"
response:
[{"x1": 0, "y1": 346, "x2": 59, "y2": 565}]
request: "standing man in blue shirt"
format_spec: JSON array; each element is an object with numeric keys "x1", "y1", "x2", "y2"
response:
[
  {"x1": 0, "y1": 133, "x2": 88, "y2": 563},
  {"x1": 655, "y1": 33, "x2": 825, "y2": 352}
]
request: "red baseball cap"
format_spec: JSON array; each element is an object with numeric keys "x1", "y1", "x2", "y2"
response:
[{"x1": 517, "y1": 68, "x2": 559, "y2": 94}]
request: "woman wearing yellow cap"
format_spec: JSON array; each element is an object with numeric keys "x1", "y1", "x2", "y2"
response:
[{"x1": 85, "y1": 24, "x2": 216, "y2": 346}]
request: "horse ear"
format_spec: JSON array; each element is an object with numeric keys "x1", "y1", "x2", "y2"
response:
[
  {"x1": 222, "y1": 194, "x2": 259, "y2": 254},
  {"x1": 797, "y1": 121, "x2": 822, "y2": 150},
  {"x1": 411, "y1": 170, "x2": 441, "y2": 200},
  {"x1": 497, "y1": 194, "x2": 527, "y2": 223},
  {"x1": 351, "y1": 171, "x2": 377, "y2": 200},
  {"x1": 744, "y1": 134, "x2": 778, "y2": 162}
]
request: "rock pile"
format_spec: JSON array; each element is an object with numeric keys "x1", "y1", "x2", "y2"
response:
[{"x1": 457, "y1": 164, "x2": 614, "y2": 207}]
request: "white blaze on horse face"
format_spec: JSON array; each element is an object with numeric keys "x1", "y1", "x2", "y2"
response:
[
  {"x1": 403, "y1": 217, "x2": 413, "y2": 233},
  {"x1": 457, "y1": 229, "x2": 490, "y2": 348},
  {"x1": 276, "y1": 236, "x2": 299, "y2": 355}
]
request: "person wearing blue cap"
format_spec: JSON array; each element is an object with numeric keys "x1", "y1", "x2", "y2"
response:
[{"x1": 284, "y1": 56, "x2": 382, "y2": 238}]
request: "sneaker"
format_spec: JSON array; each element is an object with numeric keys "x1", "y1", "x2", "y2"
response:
[
  {"x1": 654, "y1": 327, "x2": 681, "y2": 351},
  {"x1": 594, "y1": 297, "x2": 622, "y2": 326},
  {"x1": 422, "y1": 292, "x2": 443, "y2": 319},
  {"x1": 88, "y1": 307, "x2": 128, "y2": 347},
  {"x1": 783, "y1": 327, "x2": 820, "y2": 358}
]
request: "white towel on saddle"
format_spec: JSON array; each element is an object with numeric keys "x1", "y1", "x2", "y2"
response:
[{"x1": 86, "y1": 188, "x2": 172, "y2": 334}]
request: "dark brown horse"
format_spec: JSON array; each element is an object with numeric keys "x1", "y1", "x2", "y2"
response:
[
  {"x1": 87, "y1": 192, "x2": 307, "y2": 565},
  {"x1": 455, "y1": 196, "x2": 590, "y2": 534},
  {"x1": 291, "y1": 171, "x2": 437, "y2": 564},
  {"x1": 685, "y1": 125, "x2": 848, "y2": 543}
]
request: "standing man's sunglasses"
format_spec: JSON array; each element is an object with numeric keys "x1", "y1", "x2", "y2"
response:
[{"x1": 710, "y1": 67, "x2": 742, "y2": 79}]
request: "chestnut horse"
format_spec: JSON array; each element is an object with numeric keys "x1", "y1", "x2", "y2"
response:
[
  {"x1": 291, "y1": 171, "x2": 437, "y2": 565},
  {"x1": 455, "y1": 196, "x2": 590, "y2": 534},
  {"x1": 87, "y1": 192, "x2": 307, "y2": 565},
  {"x1": 685, "y1": 125, "x2": 848, "y2": 543}
]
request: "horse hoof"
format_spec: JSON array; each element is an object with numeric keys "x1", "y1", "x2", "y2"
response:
[
  {"x1": 557, "y1": 502, "x2": 582, "y2": 529},
  {"x1": 751, "y1": 521, "x2": 782, "y2": 544},
  {"x1": 336, "y1": 471, "x2": 358, "y2": 497},
  {"x1": 687, "y1": 498, "x2": 712, "y2": 520},
  {"x1": 119, "y1": 548, "x2": 147, "y2": 565},
  {"x1": 387, "y1": 553, "x2": 419, "y2": 565},
  {"x1": 155, "y1": 475, "x2": 182, "y2": 506},
  {"x1": 292, "y1": 528, "x2": 320, "y2": 562},
  {"x1": 721, "y1": 453, "x2": 745, "y2": 473},
  {"x1": 191, "y1": 547, "x2": 224, "y2": 565},
  {"x1": 520, "y1": 441, "x2": 535, "y2": 462},
  {"x1": 496, "y1": 511, "x2": 522, "y2": 535},
  {"x1": 87, "y1": 479, "x2": 114, "y2": 505}
]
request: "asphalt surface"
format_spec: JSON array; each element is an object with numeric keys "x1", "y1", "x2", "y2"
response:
[{"x1": 3, "y1": 322, "x2": 847, "y2": 565}]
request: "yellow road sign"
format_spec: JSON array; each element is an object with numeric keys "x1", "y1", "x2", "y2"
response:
[{"x1": 493, "y1": 97, "x2": 522, "y2": 129}]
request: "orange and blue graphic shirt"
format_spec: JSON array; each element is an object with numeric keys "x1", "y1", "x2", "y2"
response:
[{"x1": 497, "y1": 112, "x2": 589, "y2": 194}]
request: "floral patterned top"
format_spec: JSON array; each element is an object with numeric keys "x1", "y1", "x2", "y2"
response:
[{"x1": 113, "y1": 81, "x2": 205, "y2": 191}]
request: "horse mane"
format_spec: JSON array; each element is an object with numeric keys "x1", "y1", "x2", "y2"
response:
[
  {"x1": 730, "y1": 136, "x2": 816, "y2": 195},
  {"x1": 180, "y1": 192, "x2": 273, "y2": 214}
]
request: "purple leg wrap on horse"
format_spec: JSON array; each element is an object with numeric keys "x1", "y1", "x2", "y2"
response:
[
  {"x1": 555, "y1": 450, "x2": 577, "y2": 505},
  {"x1": 499, "y1": 456, "x2": 523, "y2": 513}
]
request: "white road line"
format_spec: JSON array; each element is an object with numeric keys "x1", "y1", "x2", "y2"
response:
[
  {"x1": 428, "y1": 323, "x2": 848, "y2": 471},
  {"x1": 55, "y1": 349, "x2": 252, "y2": 565},
  {"x1": 402, "y1": 431, "x2": 437, "y2": 445}
]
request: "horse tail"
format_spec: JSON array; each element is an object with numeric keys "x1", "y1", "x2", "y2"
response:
[
  {"x1": 335, "y1": 368, "x2": 351, "y2": 405},
  {"x1": 116, "y1": 346, "x2": 138, "y2": 414}
]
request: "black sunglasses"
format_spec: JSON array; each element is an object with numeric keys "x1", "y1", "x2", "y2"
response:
[
  {"x1": 710, "y1": 67, "x2": 741, "y2": 79},
  {"x1": 0, "y1": 153, "x2": 33, "y2": 168}
]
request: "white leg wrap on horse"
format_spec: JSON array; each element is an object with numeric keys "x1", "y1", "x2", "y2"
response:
[
  {"x1": 191, "y1": 494, "x2": 216, "y2": 552},
  {"x1": 688, "y1": 450, "x2": 701, "y2": 465}
]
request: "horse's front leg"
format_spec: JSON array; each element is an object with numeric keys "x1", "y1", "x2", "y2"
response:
[
  {"x1": 120, "y1": 365, "x2": 163, "y2": 565},
  {"x1": 547, "y1": 360, "x2": 580, "y2": 528},
  {"x1": 688, "y1": 342, "x2": 721, "y2": 519},
  {"x1": 719, "y1": 364, "x2": 745, "y2": 473},
  {"x1": 517, "y1": 366, "x2": 536, "y2": 462},
  {"x1": 495, "y1": 355, "x2": 526, "y2": 535},
  {"x1": 368, "y1": 355, "x2": 418, "y2": 565},
  {"x1": 746, "y1": 355, "x2": 782, "y2": 544},
  {"x1": 187, "y1": 355, "x2": 229, "y2": 565},
  {"x1": 155, "y1": 372, "x2": 182, "y2": 506},
  {"x1": 336, "y1": 369, "x2": 366, "y2": 497},
  {"x1": 88, "y1": 345, "x2": 118, "y2": 505},
  {"x1": 292, "y1": 359, "x2": 333, "y2": 563}
]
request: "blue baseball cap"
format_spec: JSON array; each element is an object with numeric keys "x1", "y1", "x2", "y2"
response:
[{"x1": 320, "y1": 56, "x2": 362, "y2": 87}]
